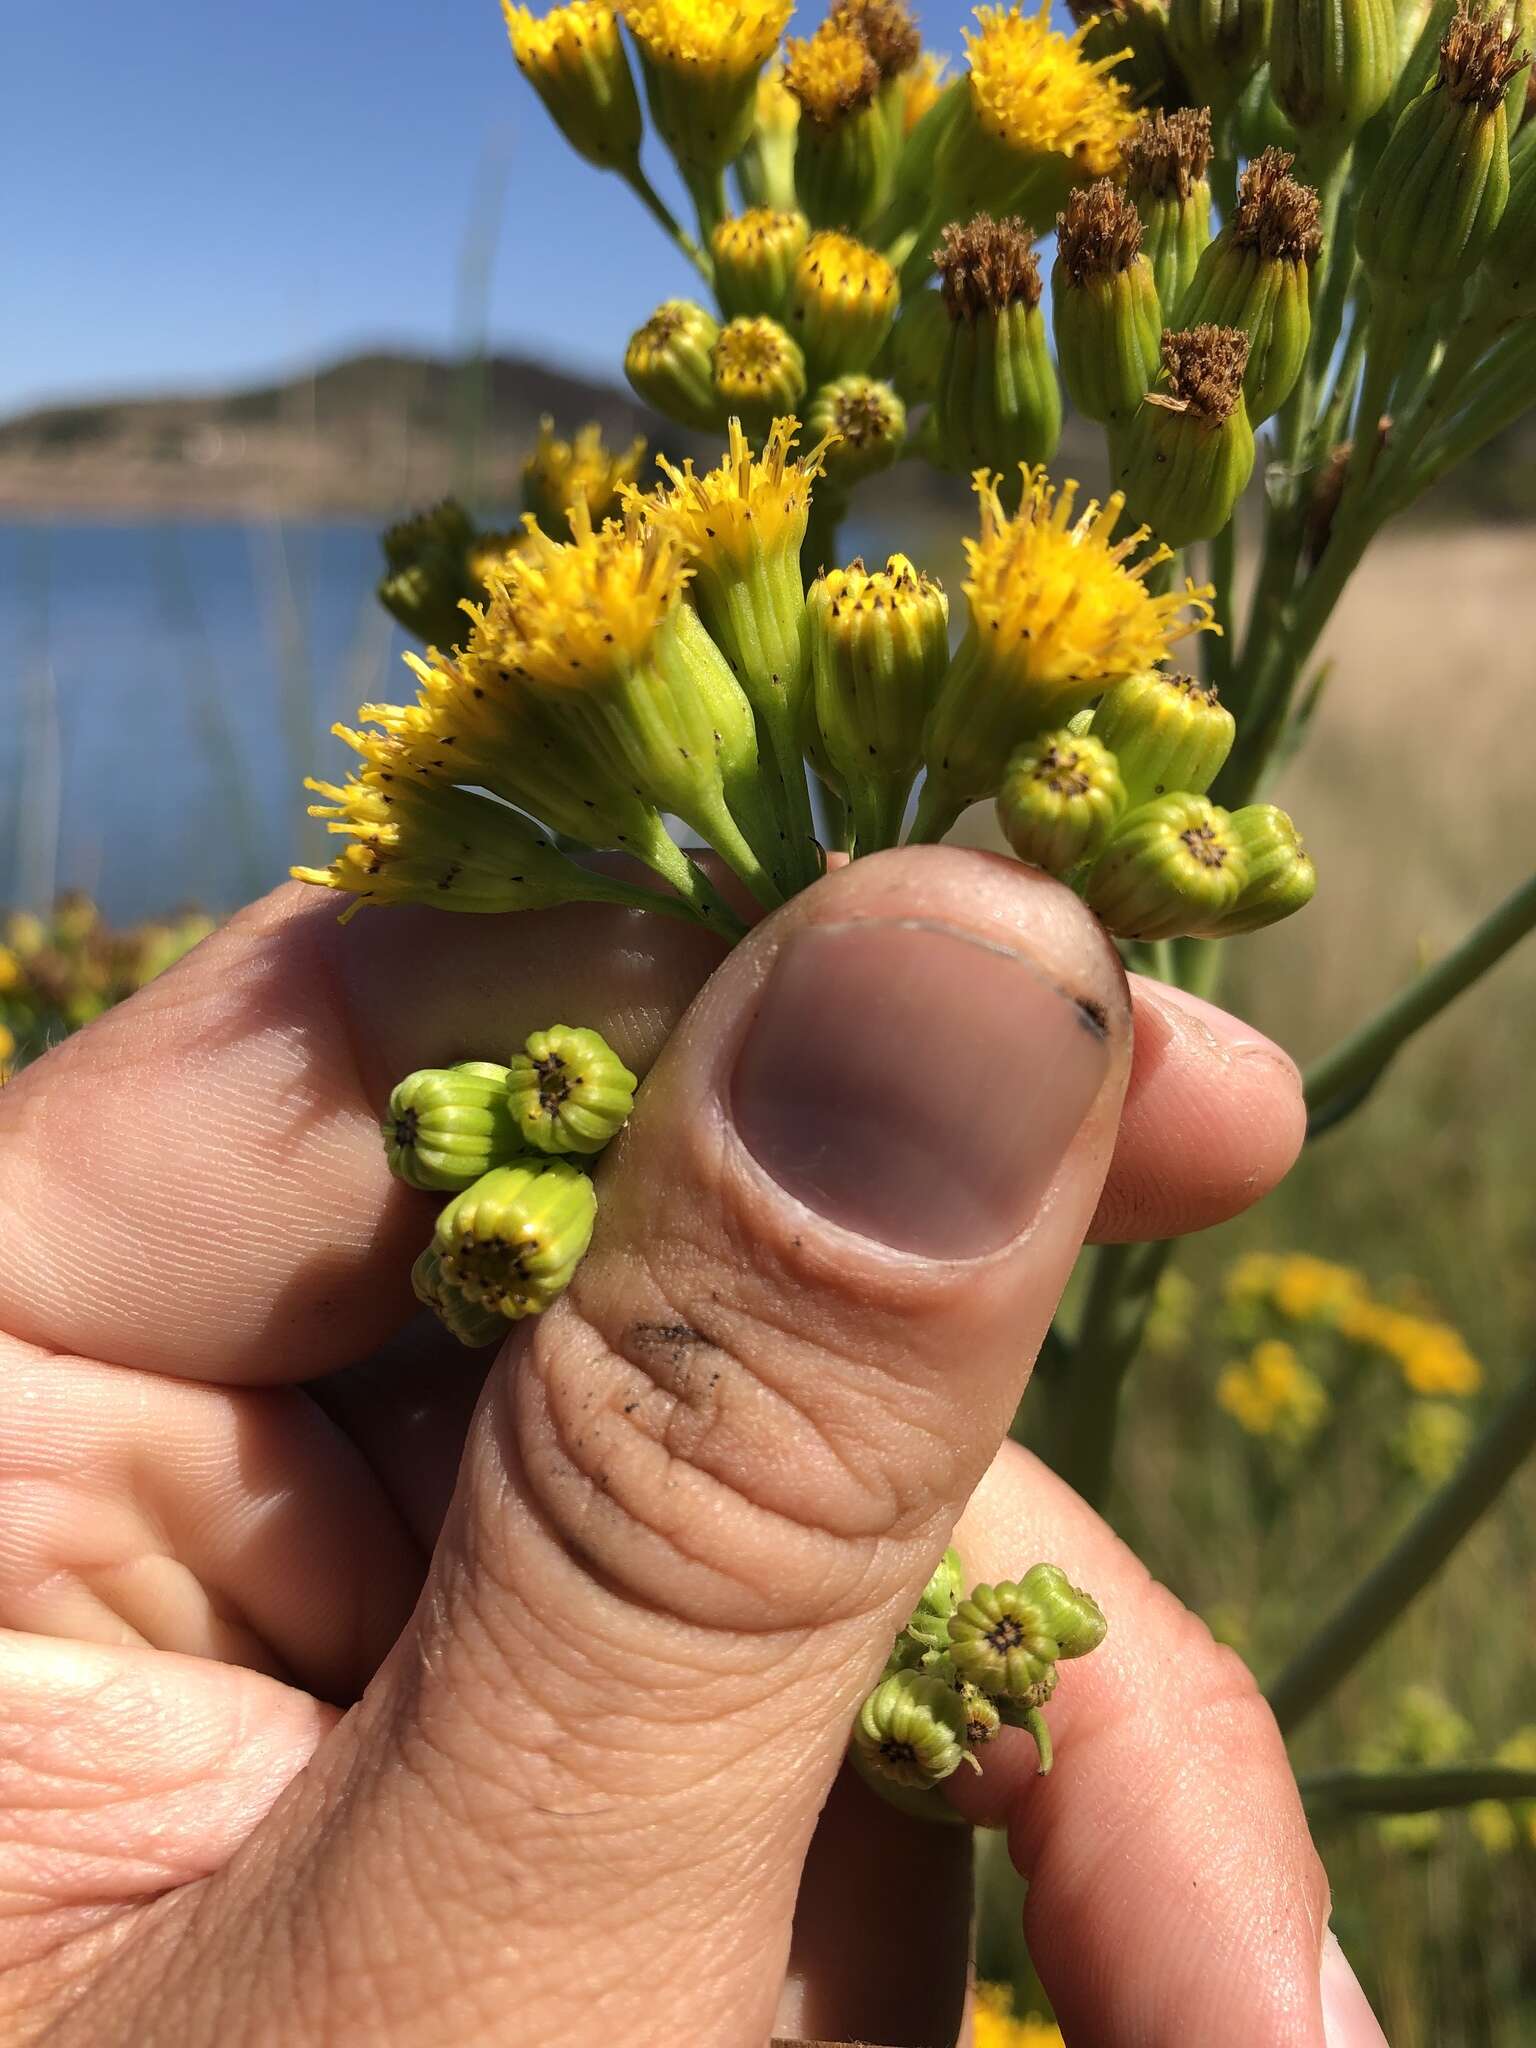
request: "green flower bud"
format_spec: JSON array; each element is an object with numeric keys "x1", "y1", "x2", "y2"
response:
[
  {"x1": 784, "y1": 20, "x2": 899, "y2": 232},
  {"x1": 505, "y1": 1024, "x2": 637, "y2": 1155},
  {"x1": 1124, "y1": 107, "x2": 1217, "y2": 315},
  {"x1": 807, "y1": 553, "x2": 950, "y2": 849},
  {"x1": 1117, "y1": 326, "x2": 1256, "y2": 546},
  {"x1": 624, "y1": 301, "x2": 722, "y2": 432},
  {"x1": 1484, "y1": 119, "x2": 1536, "y2": 313},
  {"x1": 711, "y1": 208, "x2": 810, "y2": 319},
  {"x1": 411, "y1": 1246, "x2": 511, "y2": 1349},
  {"x1": 1084, "y1": 790, "x2": 1250, "y2": 938},
  {"x1": 1090, "y1": 666, "x2": 1236, "y2": 807},
  {"x1": 787, "y1": 231, "x2": 901, "y2": 382},
  {"x1": 1270, "y1": 0, "x2": 1397, "y2": 161},
  {"x1": 377, "y1": 499, "x2": 480, "y2": 651},
  {"x1": 433, "y1": 1159, "x2": 597, "y2": 1319},
  {"x1": 932, "y1": 215, "x2": 1062, "y2": 477},
  {"x1": 947, "y1": 1580, "x2": 1064, "y2": 1702},
  {"x1": 1052, "y1": 181, "x2": 1164, "y2": 427},
  {"x1": 958, "y1": 1680, "x2": 1003, "y2": 1747},
  {"x1": 1168, "y1": 0, "x2": 1273, "y2": 110},
  {"x1": 880, "y1": 284, "x2": 949, "y2": 402},
  {"x1": 1358, "y1": 5, "x2": 1522, "y2": 298},
  {"x1": 996, "y1": 730, "x2": 1128, "y2": 875},
  {"x1": 1067, "y1": 0, "x2": 1190, "y2": 109},
  {"x1": 1019, "y1": 1562, "x2": 1109, "y2": 1659},
  {"x1": 805, "y1": 375, "x2": 908, "y2": 487},
  {"x1": 384, "y1": 1059, "x2": 522, "y2": 1192},
  {"x1": 1203, "y1": 801, "x2": 1317, "y2": 932},
  {"x1": 852, "y1": 1670, "x2": 974, "y2": 1788},
  {"x1": 1390, "y1": 0, "x2": 1530, "y2": 129},
  {"x1": 710, "y1": 317, "x2": 808, "y2": 441},
  {"x1": 1174, "y1": 149, "x2": 1320, "y2": 424}
]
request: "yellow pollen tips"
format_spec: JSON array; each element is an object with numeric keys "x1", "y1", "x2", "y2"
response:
[
  {"x1": 643, "y1": 415, "x2": 833, "y2": 572},
  {"x1": 504, "y1": 0, "x2": 619, "y2": 70},
  {"x1": 795, "y1": 228, "x2": 900, "y2": 307},
  {"x1": 522, "y1": 416, "x2": 647, "y2": 536},
  {"x1": 619, "y1": 0, "x2": 790, "y2": 78},
  {"x1": 965, "y1": 2, "x2": 1138, "y2": 175},
  {"x1": 785, "y1": 23, "x2": 882, "y2": 125}
]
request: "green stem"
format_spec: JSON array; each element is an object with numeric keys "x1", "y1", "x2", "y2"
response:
[
  {"x1": 619, "y1": 162, "x2": 713, "y2": 283},
  {"x1": 1299, "y1": 1765, "x2": 1536, "y2": 1822},
  {"x1": 1266, "y1": 1353, "x2": 1536, "y2": 1735},
  {"x1": 694, "y1": 791, "x2": 787, "y2": 912},
  {"x1": 1206, "y1": 519, "x2": 1237, "y2": 694},
  {"x1": 684, "y1": 164, "x2": 728, "y2": 246},
  {"x1": 634, "y1": 821, "x2": 750, "y2": 938},
  {"x1": 1303, "y1": 870, "x2": 1536, "y2": 1125},
  {"x1": 1041, "y1": 1238, "x2": 1176, "y2": 1510},
  {"x1": 850, "y1": 774, "x2": 914, "y2": 855},
  {"x1": 1404, "y1": 321, "x2": 1536, "y2": 501},
  {"x1": 907, "y1": 777, "x2": 966, "y2": 846}
]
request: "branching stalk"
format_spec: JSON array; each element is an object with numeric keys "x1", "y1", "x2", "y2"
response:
[{"x1": 1300, "y1": 1765, "x2": 1536, "y2": 1821}]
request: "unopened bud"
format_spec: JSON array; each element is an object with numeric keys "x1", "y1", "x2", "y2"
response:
[
  {"x1": 1020, "y1": 1562, "x2": 1109, "y2": 1659},
  {"x1": 1084, "y1": 790, "x2": 1249, "y2": 938},
  {"x1": 852, "y1": 1670, "x2": 974, "y2": 1788},
  {"x1": 624, "y1": 301, "x2": 722, "y2": 431},
  {"x1": 1052, "y1": 180, "x2": 1164, "y2": 427},
  {"x1": 377, "y1": 499, "x2": 479, "y2": 650},
  {"x1": 711, "y1": 317, "x2": 808, "y2": 439},
  {"x1": 1176, "y1": 149, "x2": 1320, "y2": 423},
  {"x1": 711, "y1": 208, "x2": 810, "y2": 319},
  {"x1": 919, "y1": 1546, "x2": 966, "y2": 1619},
  {"x1": 1090, "y1": 665, "x2": 1236, "y2": 806},
  {"x1": 384, "y1": 1060, "x2": 522, "y2": 1192},
  {"x1": 506, "y1": 1024, "x2": 637, "y2": 1155},
  {"x1": 932, "y1": 215, "x2": 1062, "y2": 475},
  {"x1": 805, "y1": 374, "x2": 908, "y2": 486},
  {"x1": 787, "y1": 231, "x2": 901, "y2": 381},
  {"x1": 881, "y1": 284, "x2": 949, "y2": 401},
  {"x1": 1203, "y1": 802, "x2": 1317, "y2": 932},
  {"x1": 958, "y1": 1680, "x2": 1003, "y2": 1747},
  {"x1": 1124, "y1": 107, "x2": 1216, "y2": 313},
  {"x1": 411, "y1": 1246, "x2": 513, "y2": 1348},
  {"x1": 996, "y1": 730, "x2": 1128, "y2": 874},
  {"x1": 785, "y1": 21, "x2": 898, "y2": 231},
  {"x1": 1117, "y1": 326, "x2": 1256, "y2": 545},
  {"x1": 502, "y1": 0, "x2": 643, "y2": 170},
  {"x1": 947, "y1": 1580, "x2": 1064, "y2": 1702},
  {"x1": 433, "y1": 1159, "x2": 597, "y2": 1319},
  {"x1": 1167, "y1": 0, "x2": 1272, "y2": 111},
  {"x1": 1269, "y1": 0, "x2": 1396, "y2": 160},
  {"x1": 1484, "y1": 123, "x2": 1536, "y2": 314}
]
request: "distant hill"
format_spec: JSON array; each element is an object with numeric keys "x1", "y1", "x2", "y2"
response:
[{"x1": 0, "y1": 346, "x2": 1529, "y2": 522}]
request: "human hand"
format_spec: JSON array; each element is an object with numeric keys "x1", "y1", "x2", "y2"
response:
[{"x1": 0, "y1": 848, "x2": 1382, "y2": 2045}]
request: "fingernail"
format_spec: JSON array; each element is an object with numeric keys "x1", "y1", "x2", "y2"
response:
[
  {"x1": 731, "y1": 919, "x2": 1110, "y2": 1258},
  {"x1": 1321, "y1": 1929, "x2": 1389, "y2": 2047}
]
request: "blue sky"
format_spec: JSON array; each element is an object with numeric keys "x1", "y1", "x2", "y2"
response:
[{"x1": 8, "y1": 0, "x2": 991, "y2": 418}]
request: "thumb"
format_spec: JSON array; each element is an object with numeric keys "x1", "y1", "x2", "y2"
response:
[{"x1": 95, "y1": 847, "x2": 1131, "y2": 2047}]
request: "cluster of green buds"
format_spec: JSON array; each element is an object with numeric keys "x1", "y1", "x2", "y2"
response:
[
  {"x1": 382, "y1": 1025, "x2": 638, "y2": 1343},
  {"x1": 997, "y1": 667, "x2": 1314, "y2": 938},
  {"x1": 851, "y1": 1548, "x2": 1108, "y2": 1817}
]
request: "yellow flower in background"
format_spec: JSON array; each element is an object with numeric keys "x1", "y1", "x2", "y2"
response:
[
  {"x1": 1362, "y1": 1684, "x2": 1475, "y2": 1856},
  {"x1": 621, "y1": 0, "x2": 788, "y2": 78},
  {"x1": 0, "y1": 1021, "x2": 14, "y2": 1063},
  {"x1": 1341, "y1": 1301, "x2": 1484, "y2": 1397},
  {"x1": 1144, "y1": 1263, "x2": 1196, "y2": 1355},
  {"x1": 965, "y1": 3, "x2": 1138, "y2": 177},
  {"x1": 521, "y1": 417, "x2": 648, "y2": 540},
  {"x1": 1217, "y1": 1338, "x2": 1329, "y2": 1445},
  {"x1": 1471, "y1": 1727, "x2": 1536, "y2": 1855},
  {"x1": 903, "y1": 48, "x2": 949, "y2": 129},
  {"x1": 1270, "y1": 1253, "x2": 1370, "y2": 1324},
  {"x1": 1223, "y1": 1250, "x2": 1284, "y2": 1304},
  {"x1": 973, "y1": 1982, "x2": 1065, "y2": 2048},
  {"x1": 0, "y1": 946, "x2": 19, "y2": 993},
  {"x1": 1392, "y1": 1400, "x2": 1474, "y2": 1486}
]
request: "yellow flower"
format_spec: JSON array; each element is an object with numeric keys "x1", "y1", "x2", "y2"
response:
[
  {"x1": 1269, "y1": 1252, "x2": 1371, "y2": 1325},
  {"x1": 502, "y1": 0, "x2": 643, "y2": 168},
  {"x1": 788, "y1": 230, "x2": 901, "y2": 379},
  {"x1": 1361, "y1": 1683, "x2": 1474, "y2": 1855},
  {"x1": 710, "y1": 316, "x2": 808, "y2": 433},
  {"x1": 1471, "y1": 1727, "x2": 1536, "y2": 1855},
  {"x1": 620, "y1": 0, "x2": 792, "y2": 171},
  {"x1": 0, "y1": 1021, "x2": 14, "y2": 1063},
  {"x1": 521, "y1": 417, "x2": 647, "y2": 540},
  {"x1": 1340, "y1": 1301, "x2": 1484, "y2": 1396},
  {"x1": 902, "y1": 48, "x2": 950, "y2": 129},
  {"x1": 784, "y1": 22, "x2": 881, "y2": 125},
  {"x1": 965, "y1": 3, "x2": 1138, "y2": 175},
  {"x1": 1223, "y1": 1250, "x2": 1284, "y2": 1304},
  {"x1": 972, "y1": 1983, "x2": 1065, "y2": 2048},
  {"x1": 0, "y1": 946, "x2": 19, "y2": 993},
  {"x1": 1216, "y1": 1338, "x2": 1329, "y2": 1445},
  {"x1": 643, "y1": 415, "x2": 833, "y2": 580}
]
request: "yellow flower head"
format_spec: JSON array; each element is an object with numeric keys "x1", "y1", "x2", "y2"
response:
[
  {"x1": 972, "y1": 1984, "x2": 1066, "y2": 2048},
  {"x1": 0, "y1": 945, "x2": 20, "y2": 993},
  {"x1": 620, "y1": 0, "x2": 790, "y2": 82},
  {"x1": 0, "y1": 1022, "x2": 15, "y2": 1064},
  {"x1": 1217, "y1": 1338, "x2": 1328, "y2": 1445},
  {"x1": 963, "y1": 466, "x2": 1215, "y2": 690},
  {"x1": 464, "y1": 500, "x2": 690, "y2": 696},
  {"x1": 794, "y1": 228, "x2": 900, "y2": 314},
  {"x1": 712, "y1": 206, "x2": 809, "y2": 267},
  {"x1": 1393, "y1": 1400, "x2": 1474, "y2": 1486},
  {"x1": 643, "y1": 415, "x2": 833, "y2": 577},
  {"x1": 965, "y1": 3, "x2": 1138, "y2": 175},
  {"x1": 903, "y1": 48, "x2": 950, "y2": 129},
  {"x1": 522, "y1": 416, "x2": 648, "y2": 539},
  {"x1": 1270, "y1": 1252, "x2": 1370, "y2": 1325},
  {"x1": 785, "y1": 22, "x2": 881, "y2": 124},
  {"x1": 502, "y1": 0, "x2": 642, "y2": 167},
  {"x1": 710, "y1": 315, "x2": 808, "y2": 422},
  {"x1": 1341, "y1": 1301, "x2": 1484, "y2": 1396}
]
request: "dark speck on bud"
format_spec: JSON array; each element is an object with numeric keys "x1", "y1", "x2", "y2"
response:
[{"x1": 506, "y1": 1024, "x2": 637, "y2": 1156}]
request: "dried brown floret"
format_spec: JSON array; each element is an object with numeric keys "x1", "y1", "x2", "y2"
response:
[
  {"x1": 831, "y1": 0, "x2": 922, "y2": 78},
  {"x1": 1056, "y1": 179, "x2": 1145, "y2": 284},
  {"x1": 936, "y1": 214, "x2": 1043, "y2": 320},
  {"x1": 1439, "y1": 0, "x2": 1527, "y2": 108},
  {"x1": 1230, "y1": 148, "x2": 1323, "y2": 264},
  {"x1": 1153, "y1": 325, "x2": 1251, "y2": 421},
  {"x1": 784, "y1": 21, "x2": 881, "y2": 123},
  {"x1": 1123, "y1": 106, "x2": 1214, "y2": 201}
]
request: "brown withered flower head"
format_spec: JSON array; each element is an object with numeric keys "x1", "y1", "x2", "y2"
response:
[
  {"x1": 1123, "y1": 105, "x2": 1214, "y2": 201},
  {"x1": 1056, "y1": 178, "x2": 1145, "y2": 284},
  {"x1": 1230, "y1": 148, "x2": 1323, "y2": 264},
  {"x1": 936, "y1": 214, "x2": 1043, "y2": 320},
  {"x1": 1152, "y1": 325, "x2": 1252, "y2": 421}
]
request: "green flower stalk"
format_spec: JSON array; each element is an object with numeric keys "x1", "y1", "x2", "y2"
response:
[
  {"x1": 433, "y1": 1158, "x2": 597, "y2": 1319},
  {"x1": 805, "y1": 375, "x2": 908, "y2": 490},
  {"x1": 1116, "y1": 326, "x2": 1257, "y2": 547},
  {"x1": 784, "y1": 18, "x2": 898, "y2": 233},
  {"x1": 502, "y1": 0, "x2": 644, "y2": 172},
  {"x1": 880, "y1": 285, "x2": 949, "y2": 402},
  {"x1": 995, "y1": 729, "x2": 1128, "y2": 874},
  {"x1": 710, "y1": 317, "x2": 808, "y2": 439},
  {"x1": 624, "y1": 301, "x2": 722, "y2": 431},
  {"x1": 806, "y1": 553, "x2": 951, "y2": 850},
  {"x1": 1052, "y1": 180, "x2": 1164, "y2": 429},
  {"x1": 852, "y1": 1670, "x2": 976, "y2": 1789},
  {"x1": 412, "y1": 1246, "x2": 515, "y2": 1349},
  {"x1": 384, "y1": 1060, "x2": 522, "y2": 1191},
  {"x1": 377, "y1": 499, "x2": 480, "y2": 651},
  {"x1": 1090, "y1": 666, "x2": 1236, "y2": 808},
  {"x1": 1066, "y1": 0, "x2": 1190, "y2": 108},
  {"x1": 710, "y1": 208, "x2": 810, "y2": 320},
  {"x1": 932, "y1": 215, "x2": 1062, "y2": 477},
  {"x1": 506, "y1": 1025, "x2": 637, "y2": 1155},
  {"x1": 1174, "y1": 148, "x2": 1321, "y2": 425},
  {"x1": 1084, "y1": 790, "x2": 1250, "y2": 938},
  {"x1": 1124, "y1": 107, "x2": 1216, "y2": 316},
  {"x1": 787, "y1": 230, "x2": 900, "y2": 383},
  {"x1": 1204, "y1": 801, "x2": 1317, "y2": 931},
  {"x1": 1168, "y1": 0, "x2": 1273, "y2": 111},
  {"x1": 1269, "y1": 0, "x2": 1397, "y2": 164},
  {"x1": 735, "y1": 63, "x2": 802, "y2": 213}
]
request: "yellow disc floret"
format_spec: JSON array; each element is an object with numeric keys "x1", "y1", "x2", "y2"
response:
[
  {"x1": 965, "y1": 3, "x2": 1138, "y2": 175},
  {"x1": 644, "y1": 416, "x2": 833, "y2": 576},
  {"x1": 522, "y1": 417, "x2": 647, "y2": 537},
  {"x1": 784, "y1": 23, "x2": 882, "y2": 124},
  {"x1": 620, "y1": 0, "x2": 790, "y2": 79}
]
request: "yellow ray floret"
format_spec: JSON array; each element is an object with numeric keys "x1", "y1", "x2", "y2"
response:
[
  {"x1": 784, "y1": 23, "x2": 881, "y2": 123},
  {"x1": 620, "y1": 0, "x2": 790, "y2": 78},
  {"x1": 964, "y1": 465, "x2": 1215, "y2": 684},
  {"x1": 461, "y1": 500, "x2": 689, "y2": 694},
  {"x1": 965, "y1": 3, "x2": 1137, "y2": 175},
  {"x1": 641, "y1": 416, "x2": 834, "y2": 573}
]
